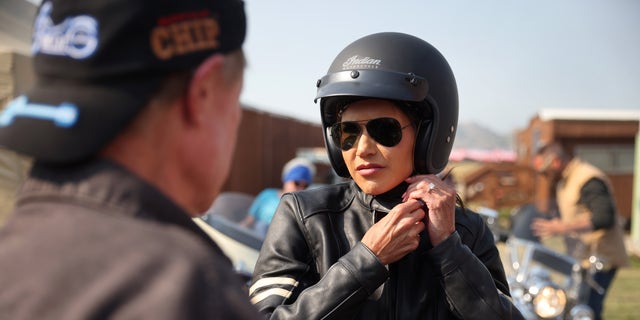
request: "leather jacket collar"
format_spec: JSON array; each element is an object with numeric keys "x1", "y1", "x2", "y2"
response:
[
  {"x1": 354, "y1": 180, "x2": 408, "y2": 212},
  {"x1": 20, "y1": 159, "x2": 219, "y2": 252}
]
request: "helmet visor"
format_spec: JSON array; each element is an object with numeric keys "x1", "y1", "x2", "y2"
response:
[{"x1": 315, "y1": 69, "x2": 429, "y2": 103}]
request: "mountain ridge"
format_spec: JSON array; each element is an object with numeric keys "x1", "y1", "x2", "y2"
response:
[{"x1": 453, "y1": 122, "x2": 514, "y2": 150}]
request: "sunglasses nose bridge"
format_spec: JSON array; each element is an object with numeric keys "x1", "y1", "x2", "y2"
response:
[
  {"x1": 345, "y1": 124, "x2": 374, "y2": 152},
  {"x1": 354, "y1": 121, "x2": 378, "y2": 140},
  {"x1": 353, "y1": 126, "x2": 379, "y2": 152}
]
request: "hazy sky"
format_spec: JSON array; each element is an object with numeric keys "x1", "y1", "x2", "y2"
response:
[
  {"x1": 20, "y1": 0, "x2": 640, "y2": 134},
  {"x1": 241, "y1": 0, "x2": 640, "y2": 134}
]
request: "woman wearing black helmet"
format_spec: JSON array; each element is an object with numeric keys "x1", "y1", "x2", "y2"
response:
[{"x1": 248, "y1": 32, "x2": 523, "y2": 319}]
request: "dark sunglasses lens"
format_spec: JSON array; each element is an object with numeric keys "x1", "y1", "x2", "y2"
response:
[
  {"x1": 333, "y1": 122, "x2": 361, "y2": 151},
  {"x1": 330, "y1": 123, "x2": 342, "y2": 147},
  {"x1": 366, "y1": 118, "x2": 403, "y2": 147}
]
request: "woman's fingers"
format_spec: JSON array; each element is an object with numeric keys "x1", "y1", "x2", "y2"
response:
[
  {"x1": 361, "y1": 200, "x2": 426, "y2": 265},
  {"x1": 404, "y1": 174, "x2": 456, "y2": 246}
]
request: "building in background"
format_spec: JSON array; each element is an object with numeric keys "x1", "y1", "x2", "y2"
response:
[
  {"x1": 516, "y1": 109, "x2": 639, "y2": 226},
  {"x1": 451, "y1": 109, "x2": 639, "y2": 257}
]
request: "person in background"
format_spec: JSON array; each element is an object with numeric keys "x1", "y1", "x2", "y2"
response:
[
  {"x1": 531, "y1": 142, "x2": 629, "y2": 320},
  {"x1": 0, "y1": 0, "x2": 260, "y2": 318},
  {"x1": 240, "y1": 157, "x2": 315, "y2": 238},
  {"x1": 248, "y1": 32, "x2": 523, "y2": 319}
]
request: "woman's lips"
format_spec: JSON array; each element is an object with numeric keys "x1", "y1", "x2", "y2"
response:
[{"x1": 356, "y1": 164, "x2": 383, "y2": 176}]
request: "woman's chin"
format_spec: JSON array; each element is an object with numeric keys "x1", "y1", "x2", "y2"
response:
[{"x1": 355, "y1": 179, "x2": 394, "y2": 195}]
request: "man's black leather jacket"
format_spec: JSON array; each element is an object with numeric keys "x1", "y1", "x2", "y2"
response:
[{"x1": 249, "y1": 181, "x2": 523, "y2": 319}]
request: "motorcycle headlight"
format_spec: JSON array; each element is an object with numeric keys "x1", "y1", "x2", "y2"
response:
[{"x1": 532, "y1": 285, "x2": 566, "y2": 318}]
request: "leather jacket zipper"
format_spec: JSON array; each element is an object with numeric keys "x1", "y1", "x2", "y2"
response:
[{"x1": 371, "y1": 206, "x2": 397, "y2": 320}]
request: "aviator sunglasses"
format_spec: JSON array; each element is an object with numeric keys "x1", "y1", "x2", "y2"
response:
[{"x1": 330, "y1": 117, "x2": 412, "y2": 151}]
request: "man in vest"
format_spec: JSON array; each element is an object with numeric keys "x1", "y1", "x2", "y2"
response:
[{"x1": 531, "y1": 142, "x2": 629, "y2": 320}]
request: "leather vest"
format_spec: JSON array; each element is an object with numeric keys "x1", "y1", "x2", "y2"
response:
[{"x1": 556, "y1": 158, "x2": 629, "y2": 268}]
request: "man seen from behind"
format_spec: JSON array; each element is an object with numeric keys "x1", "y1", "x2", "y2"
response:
[{"x1": 0, "y1": 0, "x2": 259, "y2": 318}]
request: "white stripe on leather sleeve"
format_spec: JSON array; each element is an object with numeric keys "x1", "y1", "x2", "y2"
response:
[
  {"x1": 249, "y1": 277, "x2": 299, "y2": 295},
  {"x1": 250, "y1": 287, "x2": 295, "y2": 305}
]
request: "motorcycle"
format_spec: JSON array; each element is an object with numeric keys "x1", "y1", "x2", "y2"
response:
[
  {"x1": 477, "y1": 204, "x2": 603, "y2": 320},
  {"x1": 195, "y1": 214, "x2": 262, "y2": 284},
  {"x1": 504, "y1": 237, "x2": 603, "y2": 320},
  {"x1": 194, "y1": 192, "x2": 263, "y2": 284}
]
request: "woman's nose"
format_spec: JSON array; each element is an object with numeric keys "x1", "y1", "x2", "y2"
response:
[{"x1": 354, "y1": 130, "x2": 377, "y2": 157}]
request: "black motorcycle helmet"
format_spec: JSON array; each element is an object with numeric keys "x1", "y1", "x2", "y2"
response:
[{"x1": 315, "y1": 32, "x2": 459, "y2": 177}]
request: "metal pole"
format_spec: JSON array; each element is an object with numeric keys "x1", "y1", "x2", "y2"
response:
[{"x1": 631, "y1": 125, "x2": 640, "y2": 256}]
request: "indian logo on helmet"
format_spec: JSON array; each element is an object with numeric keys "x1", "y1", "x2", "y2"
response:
[{"x1": 342, "y1": 55, "x2": 382, "y2": 70}]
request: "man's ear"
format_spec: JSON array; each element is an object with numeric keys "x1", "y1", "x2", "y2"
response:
[
  {"x1": 534, "y1": 153, "x2": 555, "y2": 172},
  {"x1": 183, "y1": 54, "x2": 225, "y2": 125},
  {"x1": 551, "y1": 156, "x2": 562, "y2": 169}
]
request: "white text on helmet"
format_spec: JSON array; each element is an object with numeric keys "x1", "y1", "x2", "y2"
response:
[{"x1": 342, "y1": 55, "x2": 381, "y2": 69}]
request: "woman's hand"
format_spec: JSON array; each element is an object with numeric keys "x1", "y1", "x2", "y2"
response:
[
  {"x1": 361, "y1": 200, "x2": 426, "y2": 265},
  {"x1": 403, "y1": 175, "x2": 456, "y2": 246}
]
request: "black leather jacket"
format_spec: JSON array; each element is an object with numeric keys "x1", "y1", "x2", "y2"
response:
[
  {"x1": 0, "y1": 160, "x2": 260, "y2": 319},
  {"x1": 249, "y1": 181, "x2": 523, "y2": 319}
]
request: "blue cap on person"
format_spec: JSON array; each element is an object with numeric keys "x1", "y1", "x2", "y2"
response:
[
  {"x1": 0, "y1": 0, "x2": 246, "y2": 164},
  {"x1": 281, "y1": 157, "x2": 315, "y2": 185},
  {"x1": 283, "y1": 165, "x2": 312, "y2": 185}
]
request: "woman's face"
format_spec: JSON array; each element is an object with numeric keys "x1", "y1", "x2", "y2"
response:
[{"x1": 338, "y1": 99, "x2": 416, "y2": 195}]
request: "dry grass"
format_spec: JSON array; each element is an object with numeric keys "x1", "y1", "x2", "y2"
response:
[{"x1": 602, "y1": 255, "x2": 640, "y2": 320}]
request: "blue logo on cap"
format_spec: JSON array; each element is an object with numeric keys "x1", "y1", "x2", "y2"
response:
[
  {"x1": 0, "y1": 96, "x2": 79, "y2": 128},
  {"x1": 32, "y1": 1, "x2": 99, "y2": 59}
]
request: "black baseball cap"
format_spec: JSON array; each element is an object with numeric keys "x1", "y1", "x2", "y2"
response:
[{"x1": 0, "y1": 0, "x2": 246, "y2": 164}]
